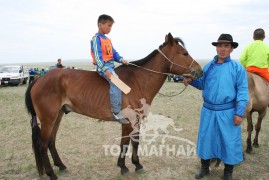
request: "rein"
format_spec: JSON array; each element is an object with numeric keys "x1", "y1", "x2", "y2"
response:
[
  {"x1": 157, "y1": 48, "x2": 194, "y2": 70},
  {"x1": 128, "y1": 62, "x2": 171, "y2": 76},
  {"x1": 129, "y1": 48, "x2": 194, "y2": 77},
  {"x1": 128, "y1": 48, "x2": 192, "y2": 97},
  {"x1": 157, "y1": 85, "x2": 187, "y2": 97}
]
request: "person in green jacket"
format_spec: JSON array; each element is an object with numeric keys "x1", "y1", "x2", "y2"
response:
[{"x1": 240, "y1": 28, "x2": 269, "y2": 81}]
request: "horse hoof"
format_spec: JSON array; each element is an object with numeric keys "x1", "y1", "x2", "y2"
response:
[
  {"x1": 59, "y1": 165, "x2": 67, "y2": 171},
  {"x1": 121, "y1": 168, "x2": 130, "y2": 176},
  {"x1": 135, "y1": 164, "x2": 144, "y2": 172},
  {"x1": 136, "y1": 168, "x2": 145, "y2": 174},
  {"x1": 246, "y1": 148, "x2": 252, "y2": 154},
  {"x1": 253, "y1": 143, "x2": 259, "y2": 148},
  {"x1": 58, "y1": 168, "x2": 68, "y2": 175},
  {"x1": 121, "y1": 171, "x2": 131, "y2": 176},
  {"x1": 50, "y1": 174, "x2": 58, "y2": 180}
]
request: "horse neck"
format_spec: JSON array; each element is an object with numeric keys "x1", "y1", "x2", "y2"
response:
[{"x1": 132, "y1": 55, "x2": 169, "y2": 101}]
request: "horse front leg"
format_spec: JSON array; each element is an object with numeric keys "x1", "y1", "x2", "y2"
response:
[
  {"x1": 131, "y1": 130, "x2": 144, "y2": 173},
  {"x1": 246, "y1": 112, "x2": 253, "y2": 153},
  {"x1": 253, "y1": 109, "x2": 266, "y2": 148},
  {"x1": 117, "y1": 125, "x2": 132, "y2": 175}
]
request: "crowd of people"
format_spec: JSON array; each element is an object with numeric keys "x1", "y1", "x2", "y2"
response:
[
  {"x1": 28, "y1": 58, "x2": 77, "y2": 85},
  {"x1": 28, "y1": 67, "x2": 47, "y2": 84}
]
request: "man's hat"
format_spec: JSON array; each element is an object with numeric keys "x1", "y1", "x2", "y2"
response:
[{"x1": 212, "y1": 34, "x2": 238, "y2": 49}]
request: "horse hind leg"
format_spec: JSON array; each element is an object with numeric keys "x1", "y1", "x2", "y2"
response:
[
  {"x1": 39, "y1": 120, "x2": 58, "y2": 180},
  {"x1": 48, "y1": 110, "x2": 67, "y2": 171},
  {"x1": 253, "y1": 109, "x2": 266, "y2": 148},
  {"x1": 246, "y1": 112, "x2": 253, "y2": 153}
]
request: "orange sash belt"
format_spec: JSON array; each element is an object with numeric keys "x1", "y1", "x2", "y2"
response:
[{"x1": 247, "y1": 66, "x2": 269, "y2": 82}]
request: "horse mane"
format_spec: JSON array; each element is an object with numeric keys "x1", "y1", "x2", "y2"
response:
[{"x1": 130, "y1": 37, "x2": 185, "y2": 66}]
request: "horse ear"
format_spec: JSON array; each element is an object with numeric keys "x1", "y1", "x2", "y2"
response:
[
  {"x1": 166, "y1": 33, "x2": 174, "y2": 45},
  {"x1": 165, "y1": 34, "x2": 168, "y2": 42}
]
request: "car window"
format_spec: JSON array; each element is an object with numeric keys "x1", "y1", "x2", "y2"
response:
[{"x1": 0, "y1": 67, "x2": 20, "y2": 73}]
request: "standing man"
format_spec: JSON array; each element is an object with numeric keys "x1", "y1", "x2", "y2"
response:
[
  {"x1": 240, "y1": 28, "x2": 269, "y2": 81},
  {"x1": 183, "y1": 34, "x2": 249, "y2": 180},
  {"x1": 28, "y1": 68, "x2": 37, "y2": 85},
  {"x1": 56, "y1": 58, "x2": 64, "y2": 68}
]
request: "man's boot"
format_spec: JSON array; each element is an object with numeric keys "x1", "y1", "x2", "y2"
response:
[
  {"x1": 223, "y1": 164, "x2": 233, "y2": 180},
  {"x1": 195, "y1": 159, "x2": 210, "y2": 179}
]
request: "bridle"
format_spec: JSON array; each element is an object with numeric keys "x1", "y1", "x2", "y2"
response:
[
  {"x1": 157, "y1": 48, "x2": 195, "y2": 77},
  {"x1": 128, "y1": 47, "x2": 197, "y2": 97},
  {"x1": 129, "y1": 48, "x2": 196, "y2": 78}
]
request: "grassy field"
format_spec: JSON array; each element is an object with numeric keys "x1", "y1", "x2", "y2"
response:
[{"x1": 1, "y1": 71, "x2": 269, "y2": 180}]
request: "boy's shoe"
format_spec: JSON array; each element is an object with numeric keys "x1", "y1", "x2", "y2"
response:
[{"x1": 112, "y1": 113, "x2": 129, "y2": 124}]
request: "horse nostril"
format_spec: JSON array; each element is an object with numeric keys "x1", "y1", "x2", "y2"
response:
[
  {"x1": 190, "y1": 68, "x2": 203, "y2": 79},
  {"x1": 191, "y1": 70, "x2": 196, "y2": 77}
]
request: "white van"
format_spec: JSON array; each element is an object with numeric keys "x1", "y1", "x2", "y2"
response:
[{"x1": 0, "y1": 65, "x2": 29, "y2": 86}]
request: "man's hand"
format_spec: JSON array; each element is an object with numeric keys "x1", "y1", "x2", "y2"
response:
[
  {"x1": 122, "y1": 59, "x2": 129, "y2": 65},
  {"x1": 104, "y1": 69, "x2": 112, "y2": 79},
  {"x1": 183, "y1": 77, "x2": 192, "y2": 86},
  {"x1": 234, "y1": 115, "x2": 243, "y2": 126}
]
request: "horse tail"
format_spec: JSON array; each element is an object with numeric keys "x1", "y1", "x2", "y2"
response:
[
  {"x1": 25, "y1": 79, "x2": 36, "y2": 117},
  {"x1": 25, "y1": 79, "x2": 45, "y2": 175}
]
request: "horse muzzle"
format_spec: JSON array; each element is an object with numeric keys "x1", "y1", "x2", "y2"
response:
[{"x1": 182, "y1": 67, "x2": 203, "y2": 80}]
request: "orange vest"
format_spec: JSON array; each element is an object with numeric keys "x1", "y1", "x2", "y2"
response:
[{"x1": 91, "y1": 36, "x2": 113, "y2": 65}]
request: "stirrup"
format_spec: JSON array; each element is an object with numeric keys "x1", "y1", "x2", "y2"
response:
[{"x1": 112, "y1": 113, "x2": 129, "y2": 125}]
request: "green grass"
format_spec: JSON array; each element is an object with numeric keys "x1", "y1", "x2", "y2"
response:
[{"x1": 1, "y1": 76, "x2": 269, "y2": 179}]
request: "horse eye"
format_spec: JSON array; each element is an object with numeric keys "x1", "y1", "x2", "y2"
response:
[{"x1": 183, "y1": 51, "x2": 189, "y2": 56}]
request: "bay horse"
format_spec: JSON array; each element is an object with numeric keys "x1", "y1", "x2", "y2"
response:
[
  {"x1": 245, "y1": 72, "x2": 269, "y2": 153},
  {"x1": 25, "y1": 33, "x2": 203, "y2": 179}
]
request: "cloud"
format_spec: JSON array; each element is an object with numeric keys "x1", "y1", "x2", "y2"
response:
[{"x1": 0, "y1": 0, "x2": 269, "y2": 63}]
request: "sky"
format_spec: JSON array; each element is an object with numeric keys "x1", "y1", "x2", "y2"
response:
[{"x1": 0, "y1": 0, "x2": 269, "y2": 64}]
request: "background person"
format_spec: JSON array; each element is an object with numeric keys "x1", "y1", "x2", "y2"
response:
[
  {"x1": 56, "y1": 58, "x2": 63, "y2": 68},
  {"x1": 240, "y1": 28, "x2": 269, "y2": 81},
  {"x1": 40, "y1": 68, "x2": 47, "y2": 76},
  {"x1": 183, "y1": 34, "x2": 249, "y2": 180},
  {"x1": 28, "y1": 68, "x2": 37, "y2": 84}
]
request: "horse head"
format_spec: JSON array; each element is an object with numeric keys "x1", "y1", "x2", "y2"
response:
[{"x1": 160, "y1": 33, "x2": 203, "y2": 80}]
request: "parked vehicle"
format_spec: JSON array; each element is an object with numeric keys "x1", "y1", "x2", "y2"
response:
[
  {"x1": 48, "y1": 65, "x2": 66, "y2": 71},
  {"x1": 48, "y1": 65, "x2": 57, "y2": 71},
  {"x1": 172, "y1": 75, "x2": 184, "y2": 82},
  {"x1": 0, "y1": 65, "x2": 29, "y2": 86}
]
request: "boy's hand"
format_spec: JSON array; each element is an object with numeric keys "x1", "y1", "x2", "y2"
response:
[
  {"x1": 122, "y1": 59, "x2": 129, "y2": 65},
  {"x1": 104, "y1": 70, "x2": 112, "y2": 79}
]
